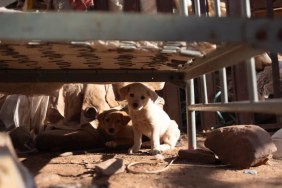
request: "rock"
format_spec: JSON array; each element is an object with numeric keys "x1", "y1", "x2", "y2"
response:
[
  {"x1": 204, "y1": 125, "x2": 277, "y2": 168},
  {"x1": 178, "y1": 148, "x2": 218, "y2": 164},
  {"x1": 272, "y1": 128, "x2": 282, "y2": 159},
  {"x1": 95, "y1": 158, "x2": 125, "y2": 176}
]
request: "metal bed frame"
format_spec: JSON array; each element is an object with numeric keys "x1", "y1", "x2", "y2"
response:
[{"x1": 0, "y1": 0, "x2": 282, "y2": 150}]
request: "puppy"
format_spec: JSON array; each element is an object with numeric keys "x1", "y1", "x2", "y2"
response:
[
  {"x1": 97, "y1": 109, "x2": 133, "y2": 149},
  {"x1": 120, "y1": 83, "x2": 180, "y2": 155}
]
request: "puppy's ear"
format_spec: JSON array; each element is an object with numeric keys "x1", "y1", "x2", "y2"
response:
[
  {"x1": 147, "y1": 89, "x2": 159, "y2": 102},
  {"x1": 97, "y1": 111, "x2": 106, "y2": 123},
  {"x1": 122, "y1": 114, "x2": 131, "y2": 125},
  {"x1": 119, "y1": 85, "x2": 130, "y2": 100}
]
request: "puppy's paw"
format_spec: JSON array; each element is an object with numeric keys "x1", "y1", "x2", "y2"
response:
[
  {"x1": 159, "y1": 144, "x2": 171, "y2": 151},
  {"x1": 128, "y1": 145, "x2": 140, "y2": 154},
  {"x1": 151, "y1": 149, "x2": 161, "y2": 155},
  {"x1": 128, "y1": 148, "x2": 134, "y2": 154},
  {"x1": 105, "y1": 141, "x2": 118, "y2": 148}
]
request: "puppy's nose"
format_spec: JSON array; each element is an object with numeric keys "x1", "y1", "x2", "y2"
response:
[
  {"x1": 109, "y1": 128, "x2": 115, "y2": 133},
  {"x1": 132, "y1": 103, "x2": 138, "y2": 109}
]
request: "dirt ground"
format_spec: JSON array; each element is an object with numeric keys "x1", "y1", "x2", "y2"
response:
[{"x1": 20, "y1": 135, "x2": 282, "y2": 188}]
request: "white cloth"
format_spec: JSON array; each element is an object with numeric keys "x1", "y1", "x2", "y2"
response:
[{"x1": 272, "y1": 128, "x2": 282, "y2": 159}]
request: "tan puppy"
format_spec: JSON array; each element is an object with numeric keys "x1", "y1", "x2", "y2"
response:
[
  {"x1": 97, "y1": 109, "x2": 133, "y2": 149},
  {"x1": 120, "y1": 83, "x2": 180, "y2": 155}
]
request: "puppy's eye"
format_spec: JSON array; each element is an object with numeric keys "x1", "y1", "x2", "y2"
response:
[
  {"x1": 105, "y1": 118, "x2": 110, "y2": 122},
  {"x1": 141, "y1": 96, "x2": 145, "y2": 100},
  {"x1": 116, "y1": 119, "x2": 121, "y2": 123},
  {"x1": 129, "y1": 93, "x2": 134, "y2": 97}
]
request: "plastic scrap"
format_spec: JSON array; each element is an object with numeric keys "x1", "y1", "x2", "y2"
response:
[{"x1": 243, "y1": 169, "x2": 258, "y2": 175}]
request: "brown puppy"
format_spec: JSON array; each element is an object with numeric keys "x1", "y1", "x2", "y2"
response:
[{"x1": 97, "y1": 109, "x2": 133, "y2": 149}]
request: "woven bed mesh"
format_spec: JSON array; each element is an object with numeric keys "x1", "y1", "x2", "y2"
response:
[{"x1": 0, "y1": 41, "x2": 210, "y2": 70}]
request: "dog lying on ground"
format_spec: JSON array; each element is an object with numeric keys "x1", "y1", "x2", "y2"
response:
[
  {"x1": 97, "y1": 109, "x2": 134, "y2": 149},
  {"x1": 120, "y1": 83, "x2": 181, "y2": 155}
]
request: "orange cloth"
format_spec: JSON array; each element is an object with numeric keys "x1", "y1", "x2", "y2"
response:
[{"x1": 69, "y1": 0, "x2": 94, "y2": 10}]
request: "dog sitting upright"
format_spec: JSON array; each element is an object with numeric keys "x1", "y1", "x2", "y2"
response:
[
  {"x1": 120, "y1": 83, "x2": 180, "y2": 155},
  {"x1": 97, "y1": 109, "x2": 134, "y2": 149}
]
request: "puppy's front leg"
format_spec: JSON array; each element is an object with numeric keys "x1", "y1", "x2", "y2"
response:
[
  {"x1": 128, "y1": 128, "x2": 142, "y2": 154},
  {"x1": 151, "y1": 127, "x2": 161, "y2": 155}
]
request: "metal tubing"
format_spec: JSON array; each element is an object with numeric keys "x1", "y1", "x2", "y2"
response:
[
  {"x1": 182, "y1": 44, "x2": 264, "y2": 80},
  {"x1": 185, "y1": 80, "x2": 197, "y2": 149},
  {"x1": 246, "y1": 58, "x2": 259, "y2": 102},
  {"x1": 241, "y1": 0, "x2": 251, "y2": 18},
  {"x1": 179, "y1": 0, "x2": 189, "y2": 16},
  {"x1": 0, "y1": 69, "x2": 185, "y2": 83},
  {"x1": 193, "y1": 0, "x2": 208, "y2": 105},
  {"x1": 0, "y1": 13, "x2": 282, "y2": 53},
  {"x1": 1, "y1": 13, "x2": 245, "y2": 41},
  {"x1": 201, "y1": 75, "x2": 208, "y2": 103},
  {"x1": 241, "y1": 0, "x2": 258, "y2": 102},
  {"x1": 180, "y1": 0, "x2": 197, "y2": 150},
  {"x1": 214, "y1": 0, "x2": 221, "y2": 17},
  {"x1": 214, "y1": 0, "x2": 228, "y2": 103},
  {"x1": 187, "y1": 99, "x2": 282, "y2": 115},
  {"x1": 219, "y1": 68, "x2": 228, "y2": 103},
  {"x1": 194, "y1": 0, "x2": 201, "y2": 16}
]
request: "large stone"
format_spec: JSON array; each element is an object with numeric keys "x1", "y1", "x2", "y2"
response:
[{"x1": 204, "y1": 125, "x2": 277, "y2": 168}]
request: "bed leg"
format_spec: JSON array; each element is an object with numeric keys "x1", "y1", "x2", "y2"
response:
[
  {"x1": 178, "y1": 79, "x2": 197, "y2": 158},
  {"x1": 186, "y1": 79, "x2": 197, "y2": 150}
]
